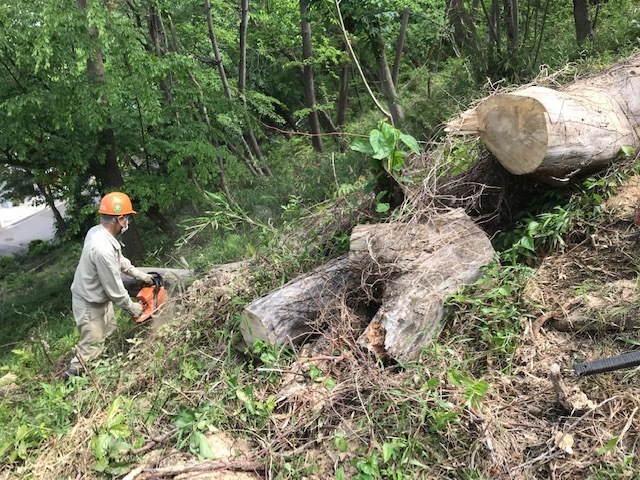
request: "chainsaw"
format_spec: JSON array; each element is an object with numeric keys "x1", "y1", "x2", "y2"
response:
[{"x1": 134, "y1": 272, "x2": 167, "y2": 323}]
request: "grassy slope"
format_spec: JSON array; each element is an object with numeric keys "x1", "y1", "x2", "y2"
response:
[
  {"x1": 3, "y1": 38, "x2": 640, "y2": 480},
  {"x1": 3, "y1": 157, "x2": 640, "y2": 480}
]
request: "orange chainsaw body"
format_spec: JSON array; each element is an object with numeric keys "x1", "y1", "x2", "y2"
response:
[{"x1": 135, "y1": 280, "x2": 167, "y2": 323}]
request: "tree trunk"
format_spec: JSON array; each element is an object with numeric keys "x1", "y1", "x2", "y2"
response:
[
  {"x1": 504, "y1": 0, "x2": 519, "y2": 53},
  {"x1": 37, "y1": 182, "x2": 66, "y2": 234},
  {"x1": 78, "y1": 0, "x2": 144, "y2": 261},
  {"x1": 446, "y1": 55, "x2": 640, "y2": 184},
  {"x1": 240, "y1": 256, "x2": 351, "y2": 347},
  {"x1": 238, "y1": 0, "x2": 270, "y2": 174},
  {"x1": 336, "y1": 62, "x2": 350, "y2": 127},
  {"x1": 392, "y1": 9, "x2": 410, "y2": 87},
  {"x1": 349, "y1": 210, "x2": 495, "y2": 360},
  {"x1": 446, "y1": 0, "x2": 479, "y2": 52},
  {"x1": 187, "y1": 71, "x2": 233, "y2": 202},
  {"x1": 204, "y1": 0, "x2": 232, "y2": 100},
  {"x1": 371, "y1": 35, "x2": 404, "y2": 126},
  {"x1": 572, "y1": 0, "x2": 593, "y2": 45},
  {"x1": 300, "y1": 0, "x2": 324, "y2": 153}
]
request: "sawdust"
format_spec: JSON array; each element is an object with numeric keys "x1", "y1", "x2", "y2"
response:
[{"x1": 602, "y1": 174, "x2": 640, "y2": 219}]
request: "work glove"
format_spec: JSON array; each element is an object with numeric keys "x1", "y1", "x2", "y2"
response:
[
  {"x1": 139, "y1": 272, "x2": 154, "y2": 285},
  {"x1": 128, "y1": 302, "x2": 144, "y2": 318}
]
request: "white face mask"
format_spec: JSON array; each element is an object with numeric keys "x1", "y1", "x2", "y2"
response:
[{"x1": 120, "y1": 217, "x2": 129, "y2": 234}]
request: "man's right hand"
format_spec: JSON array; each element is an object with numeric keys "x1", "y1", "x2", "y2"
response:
[{"x1": 128, "y1": 302, "x2": 144, "y2": 318}]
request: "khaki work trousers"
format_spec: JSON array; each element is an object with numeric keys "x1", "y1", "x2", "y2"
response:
[{"x1": 69, "y1": 295, "x2": 117, "y2": 374}]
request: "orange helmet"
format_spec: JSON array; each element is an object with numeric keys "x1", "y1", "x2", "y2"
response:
[{"x1": 99, "y1": 192, "x2": 136, "y2": 215}]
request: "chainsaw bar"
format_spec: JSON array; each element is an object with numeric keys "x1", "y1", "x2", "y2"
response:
[{"x1": 574, "y1": 350, "x2": 640, "y2": 376}]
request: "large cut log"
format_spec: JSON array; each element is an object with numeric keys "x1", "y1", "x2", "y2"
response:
[
  {"x1": 121, "y1": 267, "x2": 195, "y2": 297},
  {"x1": 240, "y1": 255, "x2": 351, "y2": 347},
  {"x1": 447, "y1": 56, "x2": 640, "y2": 184},
  {"x1": 350, "y1": 209, "x2": 495, "y2": 360}
]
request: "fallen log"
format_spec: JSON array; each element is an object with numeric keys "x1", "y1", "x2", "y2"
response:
[
  {"x1": 121, "y1": 267, "x2": 194, "y2": 297},
  {"x1": 350, "y1": 209, "x2": 495, "y2": 360},
  {"x1": 447, "y1": 56, "x2": 640, "y2": 184},
  {"x1": 240, "y1": 255, "x2": 351, "y2": 347}
]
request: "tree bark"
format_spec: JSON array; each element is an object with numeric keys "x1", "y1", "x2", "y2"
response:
[
  {"x1": 392, "y1": 9, "x2": 410, "y2": 87},
  {"x1": 238, "y1": 0, "x2": 270, "y2": 175},
  {"x1": 300, "y1": 0, "x2": 324, "y2": 153},
  {"x1": 573, "y1": 0, "x2": 593, "y2": 46},
  {"x1": 336, "y1": 62, "x2": 350, "y2": 128},
  {"x1": 349, "y1": 210, "x2": 495, "y2": 360},
  {"x1": 36, "y1": 182, "x2": 66, "y2": 234},
  {"x1": 240, "y1": 256, "x2": 351, "y2": 347},
  {"x1": 204, "y1": 0, "x2": 232, "y2": 100},
  {"x1": 78, "y1": 0, "x2": 144, "y2": 261},
  {"x1": 446, "y1": 55, "x2": 640, "y2": 184},
  {"x1": 504, "y1": 0, "x2": 519, "y2": 53},
  {"x1": 371, "y1": 35, "x2": 404, "y2": 126},
  {"x1": 446, "y1": 0, "x2": 479, "y2": 52}
]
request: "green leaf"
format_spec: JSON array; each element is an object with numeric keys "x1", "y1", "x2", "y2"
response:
[
  {"x1": 619, "y1": 145, "x2": 636, "y2": 158},
  {"x1": 519, "y1": 236, "x2": 535, "y2": 251},
  {"x1": 399, "y1": 133, "x2": 420, "y2": 154},
  {"x1": 376, "y1": 203, "x2": 390, "y2": 213},
  {"x1": 191, "y1": 431, "x2": 215, "y2": 460},
  {"x1": 174, "y1": 409, "x2": 196, "y2": 430},
  {"x1": 91, "y1": 433, "x2": 112, "y2": 460},
  {"x1": 94, "y1": 458, "x2": 109, "y2": 473},
  {"x1": 370, "y1": 129, "x2": 394, "y2": 160},
  {"x1": 382, "y1": 442, "x2": 394, "y2": 462},
  {"x1": 105, "y1": 397, "x2": 123, "y2": 428},
  {"x1": 350, "y1": 138, "x2": 374, "y2": 155},
  {"x1": 108, "y1": 423, "x2": 130, "y2": 439}
]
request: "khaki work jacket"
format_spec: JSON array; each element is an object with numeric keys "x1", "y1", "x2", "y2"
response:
[{"x1": 71, "y1": 224, "x2": 146, "y2": 312}]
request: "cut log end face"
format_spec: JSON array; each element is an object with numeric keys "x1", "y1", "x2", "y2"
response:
[{"x1": 477, "y1": 94, "x2": 549, "y2": 176}]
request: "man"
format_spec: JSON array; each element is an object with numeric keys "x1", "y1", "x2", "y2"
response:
[{"x1": 64, "y1": 192, "x2": 153, "y2": 379}]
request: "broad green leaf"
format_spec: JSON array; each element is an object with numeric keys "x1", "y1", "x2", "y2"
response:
[
  {"x1": 399, "y1": 133, "x2": 420, "y2": 154},
  {"x1": 376, "y1": 203, "x2": 390, "y2": 213},
  {"x1": 191, "y1": 431, "x2": 215, "y2": 460},
  {"x1": 370, "y1": 129, "x2": 394, "y2": 160},
  {"x1": 350, "y1": 138, "x2": 374, "y2": 155},
  {"x1": 619, "y1": 145, "x2": 636, "y2": 158},
  {"x1": 105, "y1": 397, "x2": 123, "y2": 428},
  {"x1": 108, "y1": 423, "x2": 130, "y2": 439},
  {"x1": 174, "y1": 409, "x2": 196, "y2": 429}
]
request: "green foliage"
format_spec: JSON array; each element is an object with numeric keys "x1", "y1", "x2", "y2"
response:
[
  {"x1": 351, "y1": 120, "x2": 419, "y2": 211},
  {"x1": 173, "y1": 406, "x2": 221, "y2": 461},
  {"x1": 447, "y1": 261, "x2": 534, "y2": 370},
  {"x1": 496, "y1": 163, "x2": 633, "y2": 264},
  {"x1": 91, "y1": 397, "x2": 138, "y2": 474}
]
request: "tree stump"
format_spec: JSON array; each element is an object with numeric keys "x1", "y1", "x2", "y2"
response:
[{"x1": 350, "y1": 209, "x2": 495, "y2": 360}]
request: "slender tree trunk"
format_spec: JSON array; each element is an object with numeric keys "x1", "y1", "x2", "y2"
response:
[
  {"x1": 187, "y1": 71, "x2": 233, "y2": 202},
  {"x1": 204, "y1": 0, "x2": 232, "y2": 99},
  {"x1": 77, "y1": 0, "x2": 143, "y2": 261},
  {"x1": 392, "y1": 9, "x2": 410, "y2": 87},
  {"x1": 300, "y1": 0, "x2": 323, "y2": 152},
  {"x1": 371, "y1": 35, "x2": 404, "y2": 126},
  {"x1": 489, "y1": 0, "x2": 501, "y2": 50},
  {"x1": 37, "y1": 182, "x2": 67, "y2": 234},
  {"x1": 572, "y1": 0, "x2": 593, "y2": 45},
  {"x1": 238, "y1": 0, "x2": 271, "y2": 175},
  {"x1": 504, "y1": 0, "x2": 519, "y2": 53},
  {"x1": 336, "y1": 62, "x2": 350, "y2": 128}
]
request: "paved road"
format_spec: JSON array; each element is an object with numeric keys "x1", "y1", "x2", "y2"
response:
[{"x1": 0, "y1": 204, "x2": 66, "y2": 256}]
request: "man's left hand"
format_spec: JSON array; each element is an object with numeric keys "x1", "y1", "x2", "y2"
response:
[{"x1": 140, "y1": 273, "x2": 154, "y2": 285}]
